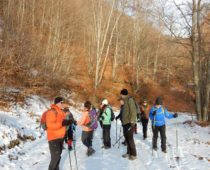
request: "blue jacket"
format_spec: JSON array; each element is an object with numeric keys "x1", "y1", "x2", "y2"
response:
[{"x1": 149, "y1": 106, "x2": 174, "y2": 126}]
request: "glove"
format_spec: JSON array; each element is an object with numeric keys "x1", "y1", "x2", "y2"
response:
[
  {"x1": 67, "y1": 139, "x2": 73, "y2": 151},
  {"x1": 152, "y1": 110, "x2": 156, "y2": 116},
  {"x1": 173, "y1": 113, "x2": 178, "y2": 118},
  {"x1": 130, "y1": 123, "x2": 136, "y2": 128},
  {"x1": 62, "y1": 119, "x2": 73, "y2": 126}
]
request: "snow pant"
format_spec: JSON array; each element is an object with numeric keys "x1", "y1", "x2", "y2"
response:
[
  {"x1": 152, "y1": 125, "x2": 166, "y2": 151},
  {"x1": 123, "y1": 123, "x2": 137, "y2": 156},
  {"x1": 102, "y1": 124, "x2": 111, "y2": 147},
  {"x1": 133, "y1": 123, "x2": 137, "y2": 134},
  {"x1": 48, "y1": 138, "x2": 64, "y2": 170},
  {"x1": 141, "y1": 118, "x2": 149, "y2": 138},
  {"x1": 81, "y1": 130, "x2": 94, "y2": 148}
]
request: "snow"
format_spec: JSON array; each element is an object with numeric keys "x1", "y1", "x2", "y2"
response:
[{"x1": 0, "y1": 95, "x2": 210, "y2": 170}]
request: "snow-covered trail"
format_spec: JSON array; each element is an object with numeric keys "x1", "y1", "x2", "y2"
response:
[
  {"x1": 3, "y1": 115, "x2": 210, "y2": 170},
  {"x1": 0, "y1": 96, "x2": 209, "y2": 170}
]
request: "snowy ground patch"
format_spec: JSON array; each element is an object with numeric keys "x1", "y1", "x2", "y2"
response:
[{"x1": 0, "y1": 96, "x2": 209, "y2": 170}]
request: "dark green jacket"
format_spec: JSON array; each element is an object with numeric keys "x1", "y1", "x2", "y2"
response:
[{"x1": 122, "y1": 96, "x2": 137, "y2": 125}]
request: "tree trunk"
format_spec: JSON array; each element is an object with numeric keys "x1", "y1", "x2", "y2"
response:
[{"x1": 192, "y1": 0, "x2": 202, "y2": 121}]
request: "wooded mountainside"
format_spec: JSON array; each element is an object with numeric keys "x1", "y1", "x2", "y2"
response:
[{"x1": 0, "y1": 0, "x2": 209, "y2": 121}]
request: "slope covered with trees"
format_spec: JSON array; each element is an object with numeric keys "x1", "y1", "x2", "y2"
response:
[{"x1": 0, "y1": 0, "x2": 209, "y2": 120}]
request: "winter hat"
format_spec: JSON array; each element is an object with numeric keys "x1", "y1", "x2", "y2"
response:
[
  {"x1": 155, "y1": 96, "x2": 163, "y2": 105},
  {"x1": 102, "y1": 99, "x2": 108, "y2": 105},
  {"x1": 120, "y1": 89, "x2": 128, "y2": 95},
  {"x1": 54, "y1": 97, "x2": 64, "y2": 104}
]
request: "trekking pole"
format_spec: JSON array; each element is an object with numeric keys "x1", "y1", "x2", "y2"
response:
[
  {"x1": 72, "y1": 124, "x2": 78, "y2": 170},
  {"x1": 68, "y1": 150, "x2": 72, "y2": 170},
  {"x1": 118, "y1": 126, "x2": 122, "y2": 148},
  {"x1": 152, "y1": 116, "x2": 155, "y2": 157},
  {"x1": 113, "y1": 127, "x2": 131, "y2": 147},
  {"x1": 175, "y1": 116, "x2": 178, "y2": 154},
  {"x1": 116, "y1": 119, "x2": 118, "y2": 143}
]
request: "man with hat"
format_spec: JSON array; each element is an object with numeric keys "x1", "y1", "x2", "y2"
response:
[
  {"x1": 149, "y1": 96, "x2": 178, "y2": 153},
  {"x1": 120, "y1": 89, "x2": 137, "y2": 160},
  {"x1": 46, "y1": 97, "x2": 74, "y2": 170}
]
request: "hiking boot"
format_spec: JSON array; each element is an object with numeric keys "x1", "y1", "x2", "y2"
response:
[
  {"x1": 87, "y1": 147, "x2": 95, "y2": 156},
  {"x1": 122, "y1": 153, "x2": 129, "y2": 158},
  {"x1": 122, "y1": 141, "x2": 127, "y2": 146},
  {"x1": 162, "y1": 149, "x2": 167, "y2": 153},
  {"x1": 104, "y1": 146, "x2": 111, "y2": 149},
  {"x1": 153, "y1": 147, "x2": 158, "y2": 151},
  {"x1": 129, "y1": 155, "x2": 137, "y2": 160}
]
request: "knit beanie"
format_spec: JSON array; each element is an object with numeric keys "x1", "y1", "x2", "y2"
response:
[{"x1": 120, "y1": 89, "x2": 128, "y2": 95}]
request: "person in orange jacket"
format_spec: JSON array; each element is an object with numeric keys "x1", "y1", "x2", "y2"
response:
[
  {"x1": 77, "y1": 101, "x2": 95, "y2": 156},
  {"x1": 46, "y1": 97, "x2": 73, "y2": 170}
]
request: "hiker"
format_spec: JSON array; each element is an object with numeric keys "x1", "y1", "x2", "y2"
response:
[
  {"x1": 46, "y1": 97, "x2": 74, "y2": 170},
  {"x1": 120, "y1": 89, "x2": 137, "y2": 160},
  {"x1": 63, "y1": 107, "x2": 76, "y2": 151},
  {"x1": 115, "y1": 98, "x2": 126, "y2": 145},
  {"x1": 77, "y1": 101, "x2": 95, "y2": 156},
  {"x1": 149, "y1": 96, "x2": 178, "y2": 153},
  {"x1": 140, "y1": 100, "x2": 150, "y2": 139},
  {"x1": 99, "y1": 99, "x2": 112, "y2": 149}
]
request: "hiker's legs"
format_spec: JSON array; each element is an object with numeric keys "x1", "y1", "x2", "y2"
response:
[
  {"x1": 134, "y1": 123, "x2": 137, "y2": 134},
  {"x1": 87, "y1": 130, "x2": 94, "y2": 148},
  {"x1": 123, "y1": 124, "x2": 130, "y2": 154},
  {"x1": 126, "y1": 125, "x2": 137, "y2": 156},
  {"x1": 160, "y1": 125, "x2": 166, "y2": 151},
  {"x1": 48, "y1": 138, "x2": 63, "y2": 170},
  {"x1": 103, "y1": 125, "x2": 111, "y2": 147},
  {"x1": 82, "y1": 131, "x2": 93, "y2": 148},
  {"x1": 152, "y1": 126, "x2": 159, "y2": 149},
  {"x1": 142, "y1": 118, "x2": 149, "y2": 138}
]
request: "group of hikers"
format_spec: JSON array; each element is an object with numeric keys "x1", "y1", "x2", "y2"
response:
[{"x1": 42, "y1": 88, "x2": 178, "y2": 170}]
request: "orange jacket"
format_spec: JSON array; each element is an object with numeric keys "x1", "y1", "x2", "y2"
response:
[
  {"x1": 77, "y1": 110, "x2": 92, "y2": 132},
  {"x1": 140, "y1": 105, "x2": 150, "y2": 119},
  {"x1": 46, "y1": 104, "x2": 66, "y2": 141}
]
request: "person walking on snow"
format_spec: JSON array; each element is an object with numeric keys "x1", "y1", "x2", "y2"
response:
[
  {"x1": 77, "y1": 101, "x2": 95, "y2": 156},
  {"x1": 149, "y1": 96, "x2": 178, "y2": 153},
  {"x1": 140, "y1": 100, "x2": 150, "y2": 140},
  {"x1": 46, "y1": 97, "x2": 74, "y2": 170},
  {"x1": 115, "y1": 98, "x2": 126, "y2": 145},
  {"x1": 120, "y1": 89, "x2": 137, "y2": 160},
  {"x1": 99, "y1": 99, "x2": 112, "y2": 149},
  {"x1": 63, "y1": 107, "x2": 76, "y2": 151}
]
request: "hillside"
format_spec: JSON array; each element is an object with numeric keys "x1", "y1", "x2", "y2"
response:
[{"x1": 0, "y1": 0, "x2": 196, "y2": 113}]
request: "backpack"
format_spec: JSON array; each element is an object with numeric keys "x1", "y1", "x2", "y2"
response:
[
  {"x1": 86, "y1": 109, "x2": 98, "y2": 130},
  {"x1": 107, "y1": 106, "x2": 115, "y2": 121},
  {"x1": 129, "y1": 97, "x2": 140, "y2": 115},
  {"x1": 40, "y1": 108, "x2": 57, "y2": 131}
]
